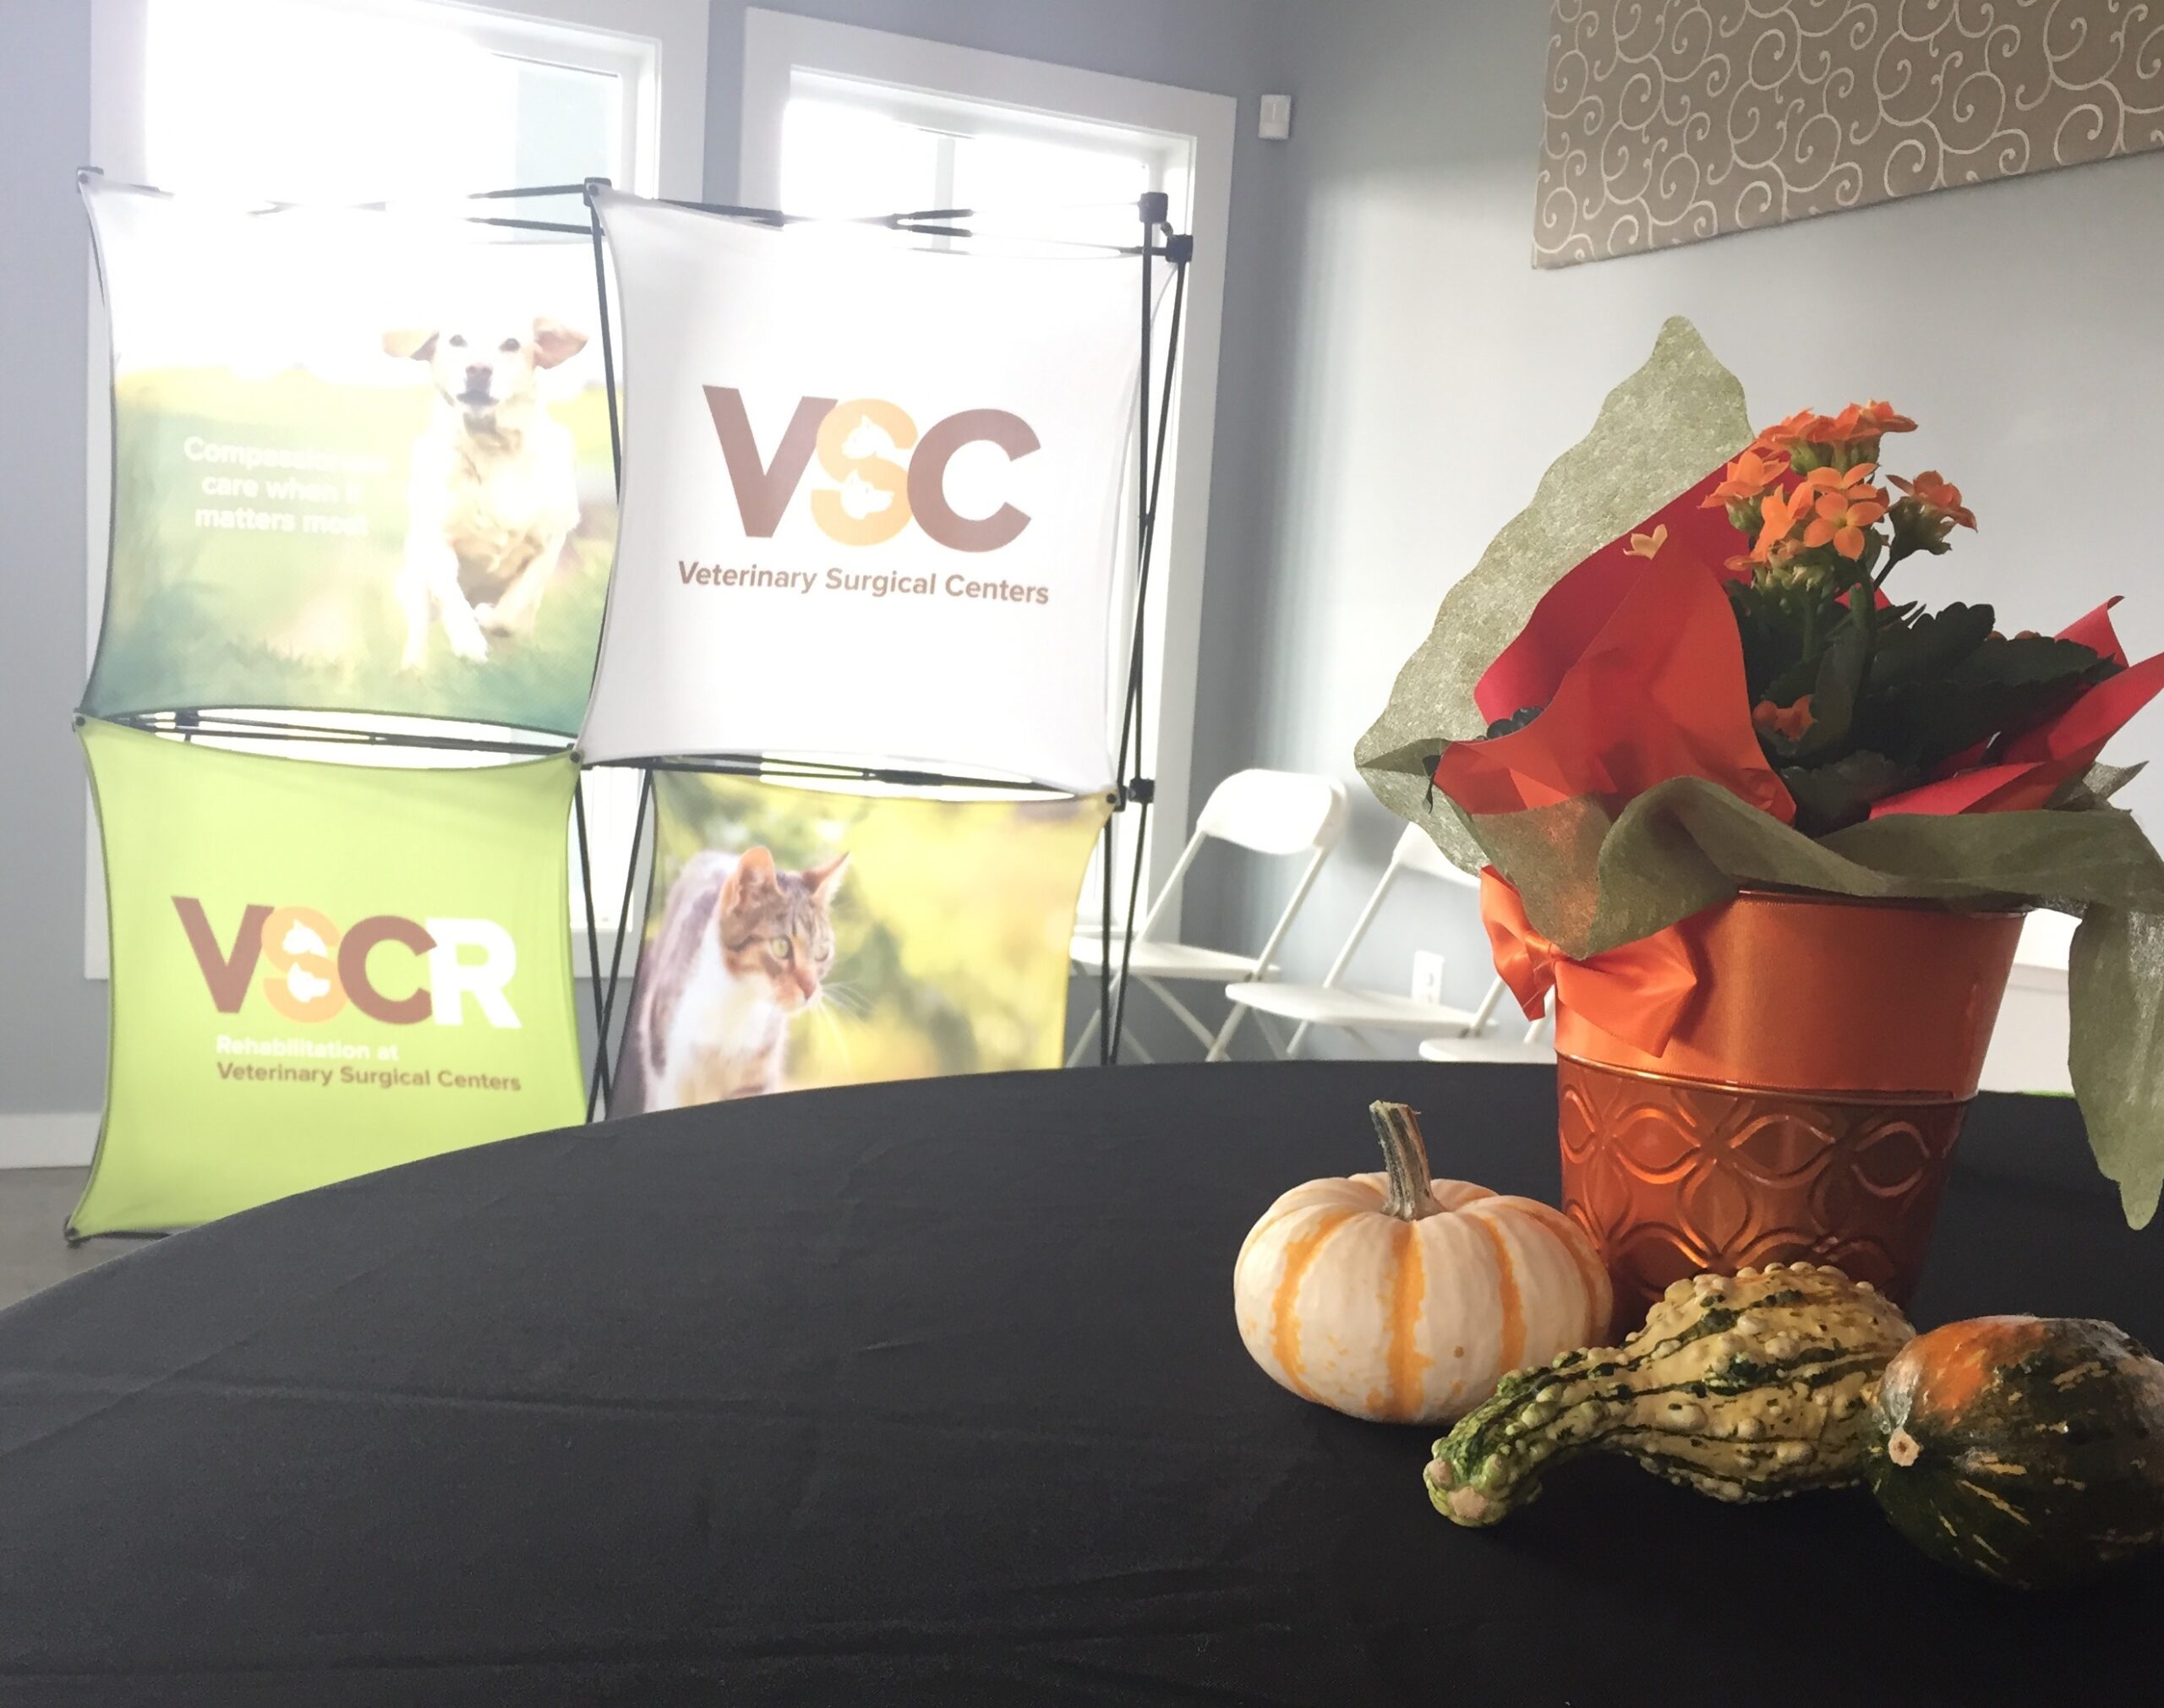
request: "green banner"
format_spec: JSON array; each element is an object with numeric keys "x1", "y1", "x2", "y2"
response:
[{"x1": 75, "y1": 719, "x2": 586, "y2": 1236}]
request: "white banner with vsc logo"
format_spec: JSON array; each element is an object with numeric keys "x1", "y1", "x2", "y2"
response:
[{"x1": 580, "y1": 188, "x2": 1148, "y2": 792}]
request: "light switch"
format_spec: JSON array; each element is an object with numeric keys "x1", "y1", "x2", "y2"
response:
[{"x1": 1259, "y1": 94, "x2": 1292, "y2": 141}]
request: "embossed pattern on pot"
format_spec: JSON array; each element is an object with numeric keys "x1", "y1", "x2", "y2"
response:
[{"x1": 1559, "y1": 1055, "x2": 1969, "y2": 1323}]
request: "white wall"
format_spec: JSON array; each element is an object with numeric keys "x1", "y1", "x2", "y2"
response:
[{"x1": 1182, "y1": 0, "x2": 2164, "y2": 1044}]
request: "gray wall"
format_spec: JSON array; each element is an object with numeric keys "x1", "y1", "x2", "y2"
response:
[
  {"x1": 1182, "y1": 0, "x2": 2164, "y2": 1048},
  {"x1": 0, "y1": 3, "x2": 101, "y2": 1116},
  {"x1": 0, "y1": 0, "x2": 1298, "y2": 1117}
]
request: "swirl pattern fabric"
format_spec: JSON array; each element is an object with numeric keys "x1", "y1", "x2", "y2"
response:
[{"x1": 1536, "y1": 0, "x2": 2164, "y2": 267}]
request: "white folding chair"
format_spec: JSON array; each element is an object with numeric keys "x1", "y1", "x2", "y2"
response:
[
  {"x1": 1221, "y1": 822, "x2": 1507, "y2": 1058},
  {"x1": 1419, "y1": 998, "x2": 1554, "y2": 1064},
  {"x1": 1070, "y1": 769, "x2": 1348, "y2": 1065}
]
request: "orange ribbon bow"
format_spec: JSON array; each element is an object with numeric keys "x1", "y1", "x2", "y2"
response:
[{"x1": 1478, "y1": 868, "x2": 1697, "y2": 1057}]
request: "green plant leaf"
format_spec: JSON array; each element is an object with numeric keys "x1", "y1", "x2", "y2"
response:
[
  {"x1": 1779, "y1": 750, "x2": 1915, "y2": 834},
  {"x1": 1728, "y1": 581, "x2": 1806, "y2": 702},
  {"x1": 1764, "y1": 653, "x2": 1818, "y2": 709},
  {"x1": 1794, "y1": 610, "x2": 1868, "y2": 759},
  {"x1": 1951, "y1": 632, "x2": 2115, "y2": 694},
  {"x1": 1863, "y1": 634, "x2": 2113, "y2": 768},
  {"x1": 1868, "y1": 602, "x2": 1996, "y2": 692}
]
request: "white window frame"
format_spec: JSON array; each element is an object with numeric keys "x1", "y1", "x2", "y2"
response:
[
  {"x1": 740, "y1": 8, "x2": 1235, "y2": 937},
  {"x1": 79, "y1": 0, "x2": 708, "y2": 978}
]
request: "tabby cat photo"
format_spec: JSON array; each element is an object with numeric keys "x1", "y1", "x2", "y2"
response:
[{"x1": 616, "y1": 846, "x2": 847, "y2": 1111}]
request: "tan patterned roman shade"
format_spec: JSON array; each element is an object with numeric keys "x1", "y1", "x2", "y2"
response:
[{"x1": 1535, "y1": 0, "x2": 2164, "y2": 267}]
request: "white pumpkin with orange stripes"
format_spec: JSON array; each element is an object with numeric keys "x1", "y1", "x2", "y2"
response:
[{"x1": 1234, "y1": 1102, "x2": 1612, "y2": 1426}]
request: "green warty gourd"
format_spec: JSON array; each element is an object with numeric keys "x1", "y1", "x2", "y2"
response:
[{"x1": 1426, "y1": 1262, "x2": 1915, "y2": 1525}]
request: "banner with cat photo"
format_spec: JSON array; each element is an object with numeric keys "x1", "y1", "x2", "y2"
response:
[
  {"x1": 614, "y1": 771, "x2": 1111, "y2": 1112},
  {"x1": 74, "y1": 718, "x2": 587, "y2": 1237},
  {"x1": 81, "y1": 175, "x2": 617, "y2": 736},
  {"x1": 580, "y1": 187, "x2": 1153, "y2": 791}
]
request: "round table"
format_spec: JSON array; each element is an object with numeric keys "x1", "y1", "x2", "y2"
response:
[{"x1": 1, "y1": 1063, "x2": 2156, "y2": 1705}]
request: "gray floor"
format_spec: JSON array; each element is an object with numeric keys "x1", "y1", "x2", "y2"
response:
[{"x1": 0, "y1": 1170, "x2": 126, "y2": 1310}]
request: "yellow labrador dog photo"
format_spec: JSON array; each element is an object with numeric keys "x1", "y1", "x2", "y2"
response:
[{"x1": 382, "y1": 316, "x2": 588, "y2": 671}]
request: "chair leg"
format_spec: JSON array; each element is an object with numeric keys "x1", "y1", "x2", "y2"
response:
[
  {"x1": 1066, "y1": 1001, "x2": 1103, "y2": 1067},
  {"x1": 1147, "y1": 979, "x2": 1222, "y2": 1052},
  {"x1": 1078, "y1": 973, "x2": 1245, "y2": 1064},
  {"x1": 1205, "y1": 993, "x2": 1254, "y2": 1062}
]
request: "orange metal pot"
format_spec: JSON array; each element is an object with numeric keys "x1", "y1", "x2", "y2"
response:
[{"x1": 1555, "y1": 889, "x2": 2022, "y2": 1324}]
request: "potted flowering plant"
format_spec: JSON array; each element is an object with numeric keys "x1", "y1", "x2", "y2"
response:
[
  {"x1": 1706, "y1": 403, "x2": 2140, "y2": 834},
  {"x1": 1359, "y1": 321, "x2": 2164, "y2": 1322}
]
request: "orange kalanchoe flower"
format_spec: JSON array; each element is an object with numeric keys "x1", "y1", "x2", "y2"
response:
[
  {"x1": 1750, "y1": 410, "x2": 1823, "y2": 458},
  {"x1": 1798, "y1": 461, "x2": 1879, "y2": 497},
  {"x1": 1703, "y1": 450, "x2": 1791, "y2": 509},
  {"x1": 1851, "y1": 399, "x2": 1916, "y2": 437},
  {"x1": 1819, "y1": 401, "x2": 1915, "y2": 445},
  {"x1": 1806, "y1": 487, "x2": 1888, "y2": 560},
  {"x1": 1751, "y1": 402, "x2": 1916, "y2": 467},
  {"x1": 1752, "y1": 486, "x2": 1806, "y2": 560},
  {"x1": 1820, "y1": 405, "x2": 1869, "y2": 445},
  {"x1": 1753, "y1": 694, "x2": 1815, "y2": 742},
  {"x1": 1889, "y1": 469, "x2": 1977, "y2": 531},
  {"x1": 1626, "y1": 524, "x2": 1669, "y2": 559}
]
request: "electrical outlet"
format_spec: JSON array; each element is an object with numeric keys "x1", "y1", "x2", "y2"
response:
[{"x1": 1410, "y1": 950, "x2": 1445, "y2": 1007}]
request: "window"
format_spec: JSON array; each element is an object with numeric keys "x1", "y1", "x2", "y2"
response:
[
  {"x1": 83, "y1": 0, "x2": 709, "y2": 976},
  {"x1": 779, "y1": 77, "x2": 1188, "y2": 254},
  {"x1": 140, "y1": 0, "x2": 645, "y2": 207},
  {"x1": 742, "y1": 10, "x2": 1235, "y2": 936}
]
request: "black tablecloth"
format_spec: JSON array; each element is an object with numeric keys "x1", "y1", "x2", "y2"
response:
[{"x1": 0, "y1": 1063, "x2": 2156, "y2": 1706}]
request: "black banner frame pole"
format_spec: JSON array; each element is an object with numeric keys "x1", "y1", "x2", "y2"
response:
[
  {"x1": 1099, "y1": 198, "x2": 1154, "y2": 1067},
  {"x1": 585, "y1": 766, "x2": 653, "y2": 1120},
  {"x1": 570, "y1": 775, "x2": 613, "y2": 1111},
  {"x1": 1097, "y1": 192, "x2": 1190, "y2": 1066},
  {"x1": 1107, "y1": 216, "x2": 1190, "y2": 1063},
  {"x1": 101, "y1": 711, "x2": 568, "y2": 757}
]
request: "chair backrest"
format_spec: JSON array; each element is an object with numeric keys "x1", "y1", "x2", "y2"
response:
[
  {"x1": 1132, "y1": 771, "x2": 1347, "y2": 949},
  {"x1": 1195, "y1": 769, "x2": 1348, "y2": 855},
  {"x1": 1309, "y1": 820, "x2": 1477, "y2": 996},
  {"x1": 1387, "y1": 821, "x2": 1478, "y2": 887}
]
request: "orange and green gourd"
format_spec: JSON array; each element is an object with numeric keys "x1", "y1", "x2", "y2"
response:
[
  {"x1": 1426, "y1": 1263, "x2": 1915, "y2": 1524},
  {"x1": 1866, "y1": 1315, "x2": 2164, "y2": 1588}
]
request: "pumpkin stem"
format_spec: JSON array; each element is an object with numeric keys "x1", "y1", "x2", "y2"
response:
[{"x1": 1370, "y1": 1102, "x2": 1440, "y2": 1221}]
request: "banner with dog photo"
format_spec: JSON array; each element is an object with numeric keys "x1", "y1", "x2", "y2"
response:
[
  {"x1": 581, "y1": 187, "x2": 1154, "y2": 791},
  {"x1": 612, "y1": 771, "x2": 1111, "y2": 1113},
  {"x1": 80, "y1": 176, "x2": 616, "y2": 736},
  {"x1": 74, "y1": 718, "x2": 587, "y2": 1237}
]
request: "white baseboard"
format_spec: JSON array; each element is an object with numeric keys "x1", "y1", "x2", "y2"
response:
[{"x1": 0, "y1": 1113, "x2": 101, "y2": 1170}]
